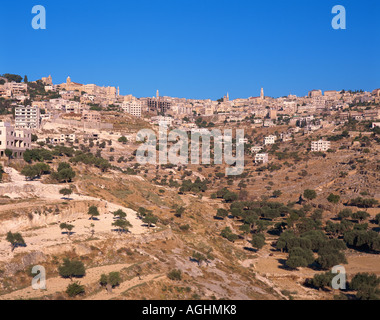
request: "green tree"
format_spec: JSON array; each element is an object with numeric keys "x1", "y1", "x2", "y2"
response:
[
  {"x1": 338, "y1": 209, "x2": 352, "y2": 220},
  {"x1": 60, "y1": 223, "x2": 74, "y2": 239},
  {"x1": 58, "y1": 258, "x2": 86, "y2": 280},
  {"x1": 220, "y1": 227, "x2": 239, "y2": 242},
  {"x1": 118, "y1": 136, "x2": 128, "y2": 144},
  {"x1": 304, "y1": 189, "x2": 317, "y2": 202},
  {"x1": 112, "y1": 209, "x2": 127, "y2": 220},
  {"x1": 2, "y1": 73, "x2": 22, "y2": 83},
  {"x1": 251, "y1": 233, "x2": 266, "y2": 251},
  {"x1": 100, "y1": 274, "x2": 108, "y2": 287},
  {"x1": 316, "y1": 246, "x2": 347, "y2": 270},
  {"x1": 59, "y1": 188, "x2": 73, "y2": 199},
  {"x1": 174, "y1": 206, "x2": 185, "y2": 218},
  {"x1": 88, "y1": 205, "x2": 100, "y2": 220},
  {"x1": 308, "y1": 271, "x2": 335, "y2": 290},
  {"x1": 5, "y1": 149, "x2": 13, "y2": 159},
  {"x1": 142, "y1": 213, "x2": 158, "y2": 228},
  {"x1": 350, "y1": 273, "x2": 380, "y2": 300},
  {"x1": 112, "y1": 219, "x2": 132, "y2": 234},
  {"x1": 192, "y1": 251, "x2": 207, "y2": 266},
  {"x1": 239, "y1": 223, "x2": 251, "y2": 241},
  {"x1": 21, "y1": 165, "x2": 38, "y2": 180},
  {"x1": 285, "y1": 247, "x2": 314, "y2": 270},
  {"x1": 6, "y1": 232, "x2": 25, "y2": 251},
  {"x1": 33, "y1": 162, "x2": 50, "y2": 176},
  {"x1": 215, "y1": 208, "x2": 228, "y2": 219},
  {"x1": 108, "y1": 272, "x2": 121, "y2": 287},
  {"x1": 351, "y1": 211, "x2": 370, "y2": 223},
  {"x1": 57, "y1": 167, "x2": 76, "y2": 183},
  {"x1": 327, "y1": 193, "x2": 340, "y2": 205}
]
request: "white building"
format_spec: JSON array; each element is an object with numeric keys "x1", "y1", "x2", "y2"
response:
[
  {"x1": 255, "y1": 153, "x2": 269, "y2": 164},
  {"x1": 0, "y1": 122, "x2": 31, "y2": 158},
  {"x1": 251, "y1": 146, "x2": 263, "y2": 153},
  {"x1": 15, "y1": 105, "x2": 40, "y2": 129},
  {"x1": 51, "y1": 133, "x2": 76, "y2": 144},
  {"x1": 280, "y1": 133, "x2": 292, "y2": 142},
  {"x1": 122, "y1": 100, "x2": 142, "y2": 118},
  {"x1": 45, "y1": 85, "x2": 57, "y2": 92},
  {"x1": 264, "y1": 135, "x2": 277, "y2": 145},
  {"x1": 4, "y1": 82, "x2": 28, "y2": 95},
  {"x1": 311, "y1": 140, "x2": 331, "y2": 152},
  {"x1": 263, "y1": 120, "x2": 275, "y2": 127},
  {"x1": 64, "y1": 101, "x2": 83, "y2": 114},
  {"x1": 151, "y1": 116, "x2": 173, "y2": 127}
]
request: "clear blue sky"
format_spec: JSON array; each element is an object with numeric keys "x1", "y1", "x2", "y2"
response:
[{"x1": 1, "y1": 0, "x2": 379, "y2": 99}]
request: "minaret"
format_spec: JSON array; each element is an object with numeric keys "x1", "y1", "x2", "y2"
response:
[
  {"x1": 117, "y1": 87, "x2": 120, "y2": 97},
  {"x1": 156, "y1": 90, "x2": 159, "y2": 99},
  {"x1": 226, "y1": 92, "x2": 229, "y2": 101},
  {"x1": 260, "y1": 88, "x2": 264, "y2": 100}
]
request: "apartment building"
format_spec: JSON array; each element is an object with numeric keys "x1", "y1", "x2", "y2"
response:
[
  {"x1": 363, "y1": 109, "x2": 380, "y2": 121},
  {"x1": 4, "y1": 82, "x2": 28, "y2": 95},
  {"x1": 264, "y1": 135, "x2": 277, "y2": 145},
  {"x1": 151, "y1": 116, "x2": 173, "y2": 127},
  {"x1": 15, "y1": 105, "x2": 40, "y2": 129},
  {"x1": 251, "y1": 146, "x2": 263, "y2": 153},
  {"x1": 255, "y1": 153, "x2": 269, "y2": 164},
  {"x1": 147, "y1": 98, "x2": 171, "y2": 114},
  {"x1": 263, "y1": 120, "x2": 276, "y2": 127},
  {"x1": 82, "y1": 111, "x2": 101, "y2": 122},
  {"x1": 311, "y1": 140, "x2": 331, "y2": 152},
  {"x1": 0, "y1": 122, "x2": 31, "y2": 158},
  {"x1": 64, "y1": 101, "x2": 83, "y2": 114},
  {"x1": 121, "y1": 100, "x2": 142, "y2": 118},
  {"x1": 308, "y1": 90, "x2": 322, "y2": 98},
  {"x1": 51, "y1": 133, "x2": 76, "y2": 144},
  {"x1": 280, "y1": 132, "x2": 292, "y2": 142}
]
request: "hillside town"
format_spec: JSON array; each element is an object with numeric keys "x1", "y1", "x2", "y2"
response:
[
  {"x1": 0, "y1": 72, "x2": 379, "y2": 301},
  {"x1": 1, "y1": 74, "x2": 379, "y2": 160}
]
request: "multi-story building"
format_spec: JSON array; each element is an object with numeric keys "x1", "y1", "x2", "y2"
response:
[
  {"x1": 4, "y1": 82, "x2": 28, "y2": 95},
  {"x1": 363, "y1": 109, "x2": 380, "y2": 121},
  {"x1": 264, "y1": 135, "x2": 277, "y2": 145},
  {"x1": 151, "y1": 116, "x2": 173, "y2": 127},
  {"x1": 251, "y1": 146, "x2": 263, "y2": 153},
  {"x1": 121, "y1": 101, "x2": 142, "y2": 118},
  {"x1": 255, "y1": 153, "x2": 269, "y2": 164},
  {"x1": 41, "y1": 75, "x2": 53, "y2": 85},
  {"x1": 64, "y1": 101, "x2": 83, "y2": 114},
  {"x1": 82, "y1": 111, "x2": 101, "y2": 122},
  {"x1": 0, "y1": 122, "x2": 31, "y2": 158},
  {"x1": 308, "y1": 90, "x2": 322, "y2": 98},
  {"x1": 147, "y1": 98, "x2": 171, "y2": 114},
  {"x1": 50, "y1": 133, "x2": 76, "y2": 144},
  {"x1": 311, "y1": 140, "x2": 331, "y2": 152},
  {"x1": 15, "y1": 106, "x2": 40, "y2": 129}
]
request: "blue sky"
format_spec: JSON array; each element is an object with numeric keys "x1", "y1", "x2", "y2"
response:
[{"x1": 0, "y1": 0, "x2": 379, "y2": 99}]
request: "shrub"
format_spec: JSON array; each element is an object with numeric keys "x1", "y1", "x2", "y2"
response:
[
  {"x1": 66, "y1": 282, "x2": 85, "y2": 297},
  {"x1": 167, "y1": 269, "x2": 182, "y2": 281}
]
